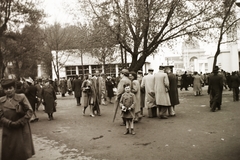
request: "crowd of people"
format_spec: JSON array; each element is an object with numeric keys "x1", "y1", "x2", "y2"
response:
[{"x1": 0, "y1": 66, "x2": 239, "y2": 159}]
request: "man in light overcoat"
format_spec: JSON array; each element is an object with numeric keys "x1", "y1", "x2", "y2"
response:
[{"x1": 154, "y1": 66, "x2": 171, "y2": 119}]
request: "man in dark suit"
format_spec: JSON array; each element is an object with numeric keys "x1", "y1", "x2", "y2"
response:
[
  {"x1": 72, "y1": 75, "x2": 83, "y2": 106},
  {"x1": 208, "y1": 66, "x2": 223, "y2": 112},
  {"x1": 180, "y1": 71, "x2": 189, "y2": 91}
]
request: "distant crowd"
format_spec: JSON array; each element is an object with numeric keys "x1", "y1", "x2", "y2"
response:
[{"x1": 0, "y1": 66, "x2": 239, "y2": 159}]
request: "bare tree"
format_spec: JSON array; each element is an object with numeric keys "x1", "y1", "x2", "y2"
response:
[
  {"x1": 211, "y1": 0, "x2": 239, "y2": 71},
  {"x1": 89, "y1": 17, "x2": 119, "y2": 73},
  {"x1": 42, "y1": 23, "x2": 76, "y2": 79},
  {"x1": 81, "y1": 0, "x2": 228, "y2": 72}
]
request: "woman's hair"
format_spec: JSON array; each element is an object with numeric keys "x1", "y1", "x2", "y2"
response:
[{"x1": 129, "y1": 71, "x2": 137, "y2": 80}]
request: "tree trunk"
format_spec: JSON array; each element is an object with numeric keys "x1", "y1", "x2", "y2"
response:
[
  {"x1": 0, "y1": 50, "x2": 5, "y2": 78},
  {"x1": 212, "y1": 47, "x2": 220, "y2": 72},
  {"x1": 120, "y1": 45, "x2": 124, "y2": 68},
  {"x1": 129, "y1": 54, "x2": 146, "y2": 72}
]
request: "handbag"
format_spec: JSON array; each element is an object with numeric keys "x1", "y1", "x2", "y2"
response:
[{"x1": 16, "y1": 101, "x2": 26, "y2": 115}]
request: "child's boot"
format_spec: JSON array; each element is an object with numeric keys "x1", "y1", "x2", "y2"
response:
[
  {"x1": 124, "y1": 128, "x2": 129, "y2": 135},
  {"x1": 131, "y1": 128, "x2": 135, "y2": 135}
]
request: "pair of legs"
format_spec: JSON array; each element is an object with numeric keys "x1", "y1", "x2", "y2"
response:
[
  {"x1": 168, "y1": 106, "x2": 176, "y2": 116},
  {"x1": 134, "y1": 111, "x2": 142, "y2": 122},
  {"x1": 76, "y1": 97, "x2": 81, "y2": 106},
  {"x1": 83, "y1": 104, "x2": 95, "y2": 117},
  {"x1": 107, "y1": 97, "x2": 114, "y2": 104},
  {"x1": 232, "y1": 87, "x2": 239, "y2": 101},
  {"x1": 30, "y1": 103, "x2": 39, "y2": 122},
  {"x1": 194, "y1": 90, "x2": 202, "y2": 96},
  {"x1": 47, "y1": 112, "x2": 54, "y2": 120},
  {"x1": 148, "y1": 106, "x2": 158, "y2": 118},
  {"x1": 158, "y1": 105, "x2": 169, "y2": 119},
  {"x1": 124, "y1": 118, "x2": 135, "y2": 135}
]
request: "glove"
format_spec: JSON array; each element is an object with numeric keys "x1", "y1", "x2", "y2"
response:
[
  {"x1": 10, "y1": 121, "x2": 23, "y2": 129},
  {"x1": 1, "y1": 117, "x2": 12, "y2": 128}
]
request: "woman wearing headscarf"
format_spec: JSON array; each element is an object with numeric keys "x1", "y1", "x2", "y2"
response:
[
  {"x1": 0, "y1": 79, "x2": 35, "y2": 160},
  {"x1": 41, "y1": 79, "x2": 57, "y2": 120}
]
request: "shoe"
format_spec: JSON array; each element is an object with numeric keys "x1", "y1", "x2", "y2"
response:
[
  {"x1": 30, "y1": 119, "x2": 35, "y2": 123},
  {"x1": 48, "y1": 118, "x2": 51, "y2": 121},
  {"x1": 34, "y1": 118, "x2": 39, "y2": 122},
  {"x1": 124, "y1": 129, "x2": 129, "y2": 135},
  {"x1": 82, "y1": 109, "x2": 85, "y2": 115},
  {"x1": 90, "y1": 114, "x2": 95, "y2": 117},
  {"x1": 131, "y1": 129, "x2": 136, "y2": 135},
  {"x1": 168, "y1": 114, "x2": 176, "y2": 117},
  {"x1": 77, "y1": 103, "x2": 80, "y2": 106},
  {"x1": 160, "y1": 116, "x2": 168, "y2": 119}
]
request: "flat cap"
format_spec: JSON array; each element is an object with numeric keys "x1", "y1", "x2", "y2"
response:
[
  {"x1": 121, "y1": 69, "x2": 129, "y2": 75},
  {"x1": 1, "y1": 79, "x2": 16, "y2": 88}
]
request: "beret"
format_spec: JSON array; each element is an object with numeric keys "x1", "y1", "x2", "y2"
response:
[{"x1": 1, "y1": 79, "x2": 16, "y2": 88}]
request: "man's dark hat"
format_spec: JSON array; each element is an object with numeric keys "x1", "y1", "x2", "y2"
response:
[
  {"x1": 137, "y1": 70, "x2": 143, "y2": 74},
  {"x1": 148, "y1": 68, "x2": 154, "y2": 71},
  {"x1": 1, "y1": 79, "x2": 16, "y2": 88}
]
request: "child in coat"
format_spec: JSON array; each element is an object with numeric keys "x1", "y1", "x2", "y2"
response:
[{"x1": 119, "y1": 83, "x2": 136, "y2": 135}]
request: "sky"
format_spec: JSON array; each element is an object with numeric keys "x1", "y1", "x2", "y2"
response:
[{"x1": 40, "y1": 0, "x2": 84, "y2": 25}]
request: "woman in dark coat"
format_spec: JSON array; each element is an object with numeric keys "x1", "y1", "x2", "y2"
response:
[
  {"x1": 25, "y1": 78, "x2": 39, "y2": 122},
  {"x1": 0, "y1": 79, "x2": 35, "y2": 160},
  {"x1": 72, "y1": 75, "x2": 82, "y2": 106},
  {"x1": 105, "y1": 76, "x2": 115, "y2": 103},
  {"x1": 42, "y1": 79, "x2": 57, "y2": 120},
  {"x1": 166, "y1": 67, "x2": 180, "y2": 116}
]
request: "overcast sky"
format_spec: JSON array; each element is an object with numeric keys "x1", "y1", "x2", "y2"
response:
[{"x1": 40, "y1": 0, "x2": 83, "y2": 25}]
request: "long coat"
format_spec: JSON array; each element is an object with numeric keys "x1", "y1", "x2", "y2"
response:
[
  {"x1": 208, "y1": 73, "x2": 223, "y2": 104},
  {"x1": 106, "y1": 79, "x2": 115, "y2": 98},
  {"x1": 141, "y1": 73, "x2": 155, "y2": 108},
  {"x1": 25, "y1": 85, "x2": 38, "y2": 111},
  {"x1": 114, "y1": 76, "x2": 131, "y2": 114},
  {"x1": 0, "y1": 93, "x2": 35, "y2": 160},
  {"x1": 154, "y1": 70, "x2": 171, "y2": 106},
  {"x1": 137, "y1": 75, "x2": 145, "y2": 109},
  {"x1": 42, "y1": 85, "x2": 57, "y2": 113},
  {"x1": 192, "y1": 74, "x2": 203, "y2": 92},
  {"x1": 81, "y1": 79, "x2": 94, "y2": 107},
  {"x1": 168, "y1": 73, "x2": 180, "y2": 106},
  {"x1": 116, "y1": 76, "x2": 131, "y2": 100},
  {"x1": 59, "y1": 79, "x2": 67, "y2": 94},
  {"x1": 72, "y1": 78, "x2": 82, "y2": 98},
  {"x1": 131, "y1": 79, "x2": 141, "y2": 113},
  {"x1": 119, "y1": 92, "x2": 136, "y2": 119}
]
